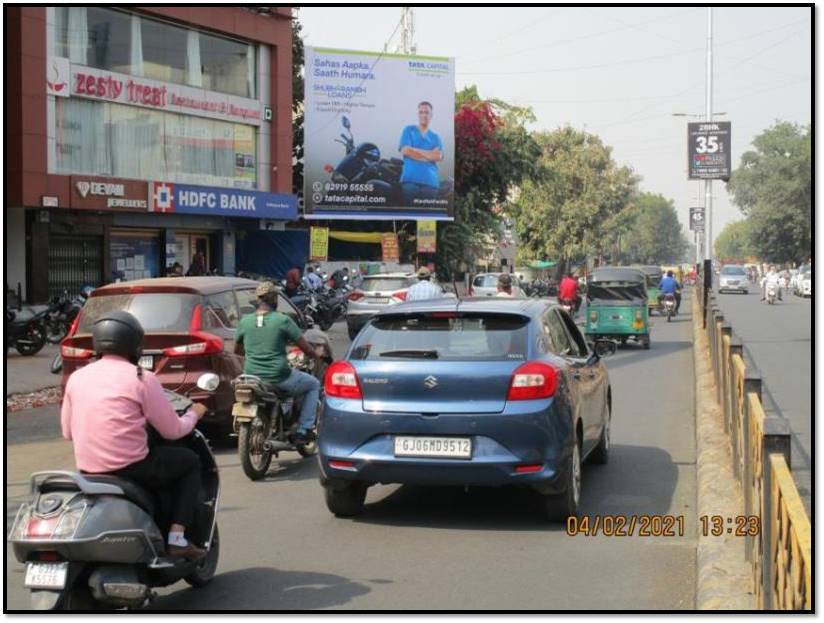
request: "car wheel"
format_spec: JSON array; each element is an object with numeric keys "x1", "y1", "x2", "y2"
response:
[
  {"x1": 324, "y1": 480, "x2": 367, "y2": 517},
  {"x1": 544, "y1": 439, "x2": 581, "y2": 523},
  {"x1": 589, "y1": 407, "x2": 610, "y2": 465}
]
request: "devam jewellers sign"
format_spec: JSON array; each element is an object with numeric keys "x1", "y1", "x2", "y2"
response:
[
  {"x1": 47, "y1": 58, "x2": 263, "y2": 126},
  {"x1": 70, "y1": 176, "x2": 148, "y2": 210}
]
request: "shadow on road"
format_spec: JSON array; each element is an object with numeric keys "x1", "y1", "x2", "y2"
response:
[
  {"x1": 148, "y1": 566, "x2": 371, "y2": 610},
  {"x1": 604, "y1": 340, "x2": 692, "y2": 371}
]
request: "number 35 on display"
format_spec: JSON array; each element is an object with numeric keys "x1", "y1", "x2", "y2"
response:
[{"x1": 695, "y1": 135, "x2": 719, "y2": 153}]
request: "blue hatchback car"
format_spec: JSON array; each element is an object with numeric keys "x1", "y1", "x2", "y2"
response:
[{"x1": 318, "y1": 298, "x2": 615, "y2": 522}]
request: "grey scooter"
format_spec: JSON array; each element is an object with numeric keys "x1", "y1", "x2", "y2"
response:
[{"x1": 8, "y1": 373, "x2": 222, "y2": 610}]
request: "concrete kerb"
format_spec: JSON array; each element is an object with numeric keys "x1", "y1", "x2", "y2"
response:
[{"x1": 692, "y1": 291, "x2": 755, "y2": 609}]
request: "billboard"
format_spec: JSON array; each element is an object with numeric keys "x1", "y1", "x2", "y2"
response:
[
  {"x1": 687, "y1": 121, "x2": 731, "y2": 180},
  {"x1": 304, "y1": 47, "x2": 455, "y2": 221}
]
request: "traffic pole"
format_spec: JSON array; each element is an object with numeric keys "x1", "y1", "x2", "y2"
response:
[{"x1": 704, "y1": 7, "x2": 713, "y2": 263}]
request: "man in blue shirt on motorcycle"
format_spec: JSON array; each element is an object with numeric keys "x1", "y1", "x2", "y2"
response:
[
  {"x1": 398, "y1": 101, "x2": 444, "y2": 204},
  {"x1": 659, "y1": 271, "x2": 682, "y2": 315}
]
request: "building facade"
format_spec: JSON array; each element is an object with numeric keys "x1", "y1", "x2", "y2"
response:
[{"x1": 6, "y1": 6, "x2": 295, "y2": 303}]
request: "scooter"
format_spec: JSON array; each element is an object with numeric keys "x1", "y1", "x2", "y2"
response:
[
  {"x1": 661, "y1": 293, "x2": 677, "y2": 322},
  {"x1": 5, "y1": 307, "x2": 48, "y2": 356},
  {"x1": 765, "y1": 282, "x2": 778, "y2": 305},
  {"x1": 233, "y1": 326, "x2": 333, "y2": 481},
  {"x1": 9, "y1": 373, "x2": 222, "y2": 610}
]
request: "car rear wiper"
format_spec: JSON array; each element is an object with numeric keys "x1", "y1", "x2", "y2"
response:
[{"x1": 378, "y1": 349, "x2": 439, "y2": 359}]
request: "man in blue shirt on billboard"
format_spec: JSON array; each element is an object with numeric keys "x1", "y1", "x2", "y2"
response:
[{"x1": 398, "y1": 101, "x2": 444, "y2": 204}]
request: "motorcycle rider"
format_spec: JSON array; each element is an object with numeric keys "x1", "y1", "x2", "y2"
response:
[
  {"x1": 559, "y1": 271, "x2": 580, "y2": 312},
  {"x1": 234, "y1": 281, "x2": 321, "y2": 445},
  {"x1": 60, "y1": 311, "x2": 208, "y2": 559},
  {"x1": 284, "y1": 267, "x2": 302, "y2": 298},
  {"x1": 303, "y1": 266, "x2": 323, "y2": 292},
  {"x1": 495, "y1": 273, "x2": 514, "y2": 297},
  {"x1": 761, "y1": 265, "x2": 783, "y2": 301},
  {"x1": 406, "y1": 266, "x2": 444, "y2": 301},
  {"x1": 659, "y1": 270, "x2": 682, "y2": 314}
]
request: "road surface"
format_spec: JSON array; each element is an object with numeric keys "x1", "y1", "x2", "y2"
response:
[
  {"x1": 6, "y1": 304, "x2": 697, "y2": 610},
  {"x1": 713, "y1": 285, "x2": 812, "y2": 515}
]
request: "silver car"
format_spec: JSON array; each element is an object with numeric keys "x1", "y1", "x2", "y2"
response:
[
  {"x1": 345, "y1": 273, "x2": 417, "y2": 339},
  {"x1": 718, "y1": 265, "x2": 749, "y2": 294},
  {"x1": 469, "y1": 273, "x2": 526, "y2": 297}
]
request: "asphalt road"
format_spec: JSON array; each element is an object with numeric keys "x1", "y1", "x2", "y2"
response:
[
  {"x1": 713, "y1": 285, "x2": 812, "y2": 515},
  {"x1": 6, "y1": 304, "x2": 697, "y2": 610}
]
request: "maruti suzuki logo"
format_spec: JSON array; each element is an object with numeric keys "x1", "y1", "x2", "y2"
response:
[{"x1": 424, "y1": 376, "x2": 438, "y2": 389}]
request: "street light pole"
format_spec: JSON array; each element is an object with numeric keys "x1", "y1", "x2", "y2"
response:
[{"x1": 704, "y1": 7, "x2": 713, "y2": 262}]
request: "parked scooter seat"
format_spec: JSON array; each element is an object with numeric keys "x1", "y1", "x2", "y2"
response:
[{"x1": 78, "y1": 475, "x2": 156, "y2": 516}]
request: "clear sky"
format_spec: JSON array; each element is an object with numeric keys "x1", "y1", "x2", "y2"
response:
[{"x1": 297, "y1": 5, "x2": 812, "y2": 248}]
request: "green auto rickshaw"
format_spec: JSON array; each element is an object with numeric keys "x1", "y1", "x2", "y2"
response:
[
  {"x1": 638, "y1": 265, "x2": 663, "y2": 315},
  {"x1": 585, "y1": 267, "x2": 651, "y2": 349}
]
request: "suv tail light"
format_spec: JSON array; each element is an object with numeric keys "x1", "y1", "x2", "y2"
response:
[
  {"x1": 324, "y1": 361, "x2": 362, "y2": 399},
  {"x1": 391, "y1": 290, "x2": 407, "y2": 302},
  {"x1": 67, "y1": 313, "x2": 82, "y2": 338},
  {"x1": 162, "y1": 334, "x2": 223, "y2": 357},
  {"x1": 347, "y1": 291, "x2": 365, "y2": 302},
  {"x1": 507, "y1": 361, "x2": 558, "y2": 401},
  {"x1": 61, "y1": 343, "x2": 94, "y2": 359}
]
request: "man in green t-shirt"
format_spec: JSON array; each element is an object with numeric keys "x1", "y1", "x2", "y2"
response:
[{"x1": 235, "y1": 281, "x2": 321, "y2": 444}]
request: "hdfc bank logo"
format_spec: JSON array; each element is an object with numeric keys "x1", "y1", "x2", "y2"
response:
[{"x1": 152, "y1": 183, "x2": 175, "y2": 213}]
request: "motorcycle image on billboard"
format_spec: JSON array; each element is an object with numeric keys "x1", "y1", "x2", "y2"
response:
[{"x1": 304, "y1": 47, "x2": 455, "y2": 221}]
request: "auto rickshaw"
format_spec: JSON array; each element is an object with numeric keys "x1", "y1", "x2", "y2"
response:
[
  {"x1": 637, "y1": 265, "x2": 663, "y2": 315},
  {"x1": 585, "y1": 266, "x2": 650, "y2": 350},
  {"x1": 660, "y1": 265, "x2": 684, "y2": 285}
]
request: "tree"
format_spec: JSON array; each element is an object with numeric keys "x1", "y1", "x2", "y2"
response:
[
  {"x1": 511, "y1": 127, "x2": 637, "y2": 273},
  {"x1": 714, "y1": 220, "x2": 753, "y2": 261},
  {"x1": 436, "y1": 87, "x2": 540, "y2": 278},
  {"x1": 619, "y1": 192, "x2": 688, "y2": 264},
  {"x1": 291, "y1": 18, "x2": 305, "y2": 196},
  {"x1": 726, "y1": 122, "x2": 811, "y2": 263}
]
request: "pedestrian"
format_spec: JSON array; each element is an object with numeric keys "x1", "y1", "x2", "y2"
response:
[
  {"x1": 495, "y1": 273, "x2": 514, "y2": 297},
  {"x1": 186, "y1": 251, "x2": 207, "y2": 276},
  {"x1": 406, "y1": 266, "x2": 444, "y2": 301},
  {"x1": 167, "y1": 262, "x2": 184, "y2": 277},
  {"x1": 285, "y1": 267, "x2": 302, "y2": 298}
]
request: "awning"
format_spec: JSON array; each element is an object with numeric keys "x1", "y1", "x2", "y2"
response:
[{"x1": 329, "y1": 231, "x2": 384, "y2": 244}]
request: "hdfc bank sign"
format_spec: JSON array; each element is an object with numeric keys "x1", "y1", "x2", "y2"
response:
[{"x1": 48, "y1": 58, "x2": 263, "y2": 126}]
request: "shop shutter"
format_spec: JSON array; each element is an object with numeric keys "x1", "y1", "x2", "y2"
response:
[{"x1": 48, "y1": 235, "x2": 103, "y2": 298}]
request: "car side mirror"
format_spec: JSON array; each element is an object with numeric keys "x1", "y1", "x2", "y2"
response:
[
  {"x1": 341, "y1": 115, "x2": 351, "y2": 130},
  {"x1": 196, "y1": 373, "x2": 220, "y2": 392},
  {"x1": 593, "y1": 339, "x2": 618, "y2": 358}
]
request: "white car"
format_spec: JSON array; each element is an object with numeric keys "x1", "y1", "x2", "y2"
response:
[
  {"x1": 793, "y1": 266, "x2": 811, "y2": 296},
  {"x1": 798, "y1": 268, "x2": 812, "y2": 298},
  {"x1": 469, "y1": 273, "x2": 526, "y2": 297},
  {"x1": 718, "y1": 265, "x2": 749, "y2": 294}
]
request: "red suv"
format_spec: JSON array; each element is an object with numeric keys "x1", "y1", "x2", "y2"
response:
[{"x1": 60, "y1": 277, "x2": 308, "y2": 434}]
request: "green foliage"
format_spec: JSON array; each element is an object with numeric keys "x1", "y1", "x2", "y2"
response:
[
  {"x1": 292, "y1": 18, "x2": 305, "y2": 195},
  {"x1": 714, "y1": 220, "x2": 753, "y2": 261},
  {"x1": 726, "y1": 122, "x2": 811, "y2": 263},
  {"x1": 511, "y1": 126, "x2": 637, "y2": 271},
  {"x1": 618, "y1": 193, "x2": 688, "y2": 264}
]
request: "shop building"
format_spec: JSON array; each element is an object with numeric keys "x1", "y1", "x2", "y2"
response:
[{"x1": 6, "y1": 6, "x2": 295, "y2": 303}]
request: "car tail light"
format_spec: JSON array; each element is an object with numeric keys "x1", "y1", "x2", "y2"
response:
[
  {"x1": 514, "y1": 464, "x2": 543, "y2": 474},
  {"x1": 67, "y1": 313, "x2": 82, "y2": 338},
  {"x1": 163, "y1": 334, "x2": 223, "y2": 357},
  {"x1": 348, "y1": 291, "x2": 365, "y2": 302},
  {"x1": 391, "y1": 290, "x2": 407, "y2": 301},
  {"x1": 507, "y1": 361, "x2": 558, "y2": 401},
  {"x1": 61, "y1": 343, "x2": 94, "y2": 359},
  {"x1": 329, "y1": 459, "x2": 356, "y2": 470},
  {"x1": 324, "y1": 361, "x2": 362, "y2": 399}
]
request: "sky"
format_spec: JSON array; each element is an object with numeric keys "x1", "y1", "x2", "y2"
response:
[{"x1": 297, "y1": 5, "x2": 812, "y2": 249}]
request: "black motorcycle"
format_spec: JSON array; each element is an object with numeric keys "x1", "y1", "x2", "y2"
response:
[
  {"x1": 45, "y1": 287, "x2": 91, "y2": 345},
  {"x1": 49, "y1": 286, "x2": 93, "y2": 374},
  {"x1": 5, "y1": 307, "x2": 48, "y2": 357},
  {"x1": 327, "y1": 116, "x2": 453, "y2": 204}
]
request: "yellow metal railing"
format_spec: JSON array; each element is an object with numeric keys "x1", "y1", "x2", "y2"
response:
[{"x1": 696, "y1": 286, "x2": 811, "y2": 610}]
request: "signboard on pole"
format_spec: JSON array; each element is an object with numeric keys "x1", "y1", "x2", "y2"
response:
[
  {"x1": 416, "y1": 220, "x2": 437, "y2": 253},
  {"x1": 310, "y1": 227, "x2": 329, "y2": 262},
  {"x1": 381, "y1": 233, "x2": 400, "y2": 262},
  {"x1": 687, "y1": 121, "x2": 731, "y2": 180},
  {"x1": 304, "y1": 47, "x2": 455, "y2": 221},
  {"x1": 689, "y1": 207, "x2": 705, "y2": 231}
]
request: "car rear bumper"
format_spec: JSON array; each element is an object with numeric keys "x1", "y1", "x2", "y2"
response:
[
  {"x1": 719, "y1": 284, "x2": 748, "y2": 292},
  {"x1": 318, "y1": 398, "x2": 572, "y2": 493}
]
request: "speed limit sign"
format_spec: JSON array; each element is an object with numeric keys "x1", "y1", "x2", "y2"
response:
[
  {"x1": 689, "y1": 207, "x2": 705, "y2": 231},
  {"x1": 688, "y1": 121, "x2": 731, "y2": 180}
]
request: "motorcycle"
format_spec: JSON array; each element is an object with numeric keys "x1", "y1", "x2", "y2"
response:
[
  {"x1": 765, "y1": 282, "x2": 778, "y2": 305},
  {"x1": 50, "y1": 286, "x2": 93, "y2": 374},
  {"x1": 233, "y1": 324, "x2": 333, "y2": 481},
  {"x1": 325, "y1": 116, "x2": 453, "y2": 204},
  {"x1": 8, "y1": 373, "x2": 222, "y2": 611},
  {"x1": 5, "y1": 307, "x2": 48, "y2": 357},
  {"x1": 46, "y1": 287, "x2": 92, "y2": 345},
  {"x1": 661, "y1": 293, "x2": 677, "y2": 322}
]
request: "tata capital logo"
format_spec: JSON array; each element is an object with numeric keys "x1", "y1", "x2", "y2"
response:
[{"x1": 153, "y1": 183, "x2": 175, "y2": 213}]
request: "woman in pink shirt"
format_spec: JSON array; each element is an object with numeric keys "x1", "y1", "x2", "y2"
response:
[{"x1": 61, "y1": 311, "x2": 208, "y2": 559}]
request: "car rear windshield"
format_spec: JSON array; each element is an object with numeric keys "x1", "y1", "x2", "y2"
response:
[
  {"x1": 78, "y1": 293, "x2": 201, "y2": 333},
  {"x1": 361, "y1": 278, "x2": 410, "y2": 292},
  {"x1": 721, "y1": 266, "x2": 746, "y2": 275},
  {"x1": 473, "y1": 275, "x2": 499, "y2": 287},
  {"x1": 351, "y1": 313, "x2": 529, "y2": 361}
]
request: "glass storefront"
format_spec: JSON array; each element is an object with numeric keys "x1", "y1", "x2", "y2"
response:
[
  {"x1": 55, "y1": 98, "x2": 256, "y2": 188},
  {"x1": 54, "y1": 7, "x2": 256, "y2": 98},
  {"x1": 109, "y1": 229, "x2": 162, "y2": 282}
]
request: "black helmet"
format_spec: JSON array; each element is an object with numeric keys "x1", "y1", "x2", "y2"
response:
[{"x1": 92, "y1": 310, "x2": 144, "y2": 363}]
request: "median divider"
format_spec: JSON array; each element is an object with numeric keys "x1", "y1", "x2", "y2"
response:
[{"x1": 695, "y1": 280, "x2": 811, "y2": 610}]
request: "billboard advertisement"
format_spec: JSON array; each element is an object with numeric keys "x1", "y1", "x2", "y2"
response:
[
  {"x1": 687, "y1": 121, "x2": 731, "y2": 180},
  {"x1": 417, "y1": 220, "x2": 437, "y2": 253},
  {"x1": 304, "y1": 47, "x2": 455, "y2": 221}
]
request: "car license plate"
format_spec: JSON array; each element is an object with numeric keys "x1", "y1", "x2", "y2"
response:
[
  {"x1": 611, "y1": 314, "x2": 623, "y2": 320},
  {"x1": 24, "y1": 562, "x2": 68, "y2": 589},
  {"x1": 138, "y1": 355, "x2": 153, "y2": 370},
  {"x1": 394, "y1": 436, "x2": 472, "y2": 459},
  {"x1": 369, "y1": 297, "x2": 390, "y2": 304}
]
